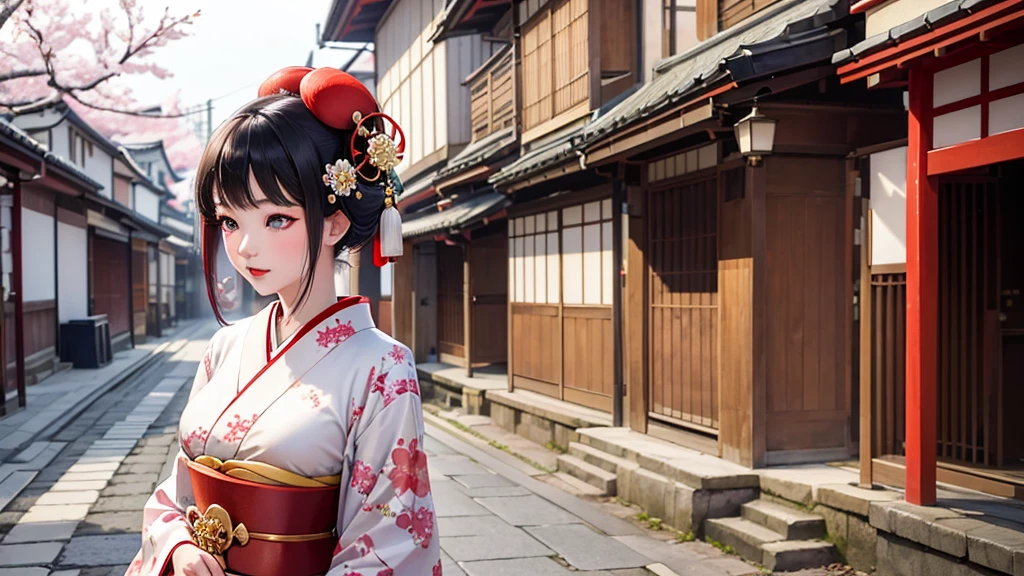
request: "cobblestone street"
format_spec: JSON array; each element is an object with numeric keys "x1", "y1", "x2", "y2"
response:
[{"x1": 0, "y1": 324, "x2": 768, "y2": 576}]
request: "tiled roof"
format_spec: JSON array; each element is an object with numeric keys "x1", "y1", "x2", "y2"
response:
[
  {"x1": 581, "y1": 0, "x2": 843, "y2": 144},
  {"x1": 437, "y1": 126, "x2": 517, "y2": 182},
  {"x1": 832, "y1": 0, "x2": 993, "y2": 65},
  {"x1": 402, "y1": 191, "x2": 509, "y2": 239},
  {"x1": 488, "y1": 129, "x2": 581, "y2": 187},
  {"x1": 0, "y1": 118, "x2": 103, "y2": 190}
]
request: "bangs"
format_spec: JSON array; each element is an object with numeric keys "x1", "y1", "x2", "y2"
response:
[{"x1": 196, "y1": 112, "x2": 303, "y2": 220}]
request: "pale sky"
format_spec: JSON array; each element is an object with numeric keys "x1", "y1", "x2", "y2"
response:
[{"x1": 126, "y1": 0, "x2": 360, "y2": 128}]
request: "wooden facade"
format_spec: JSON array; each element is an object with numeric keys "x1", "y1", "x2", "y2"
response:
[
  {"x1": 375, "y1": 0, "x2": 505, "y2": 181},
  {"x1": 91, "y1": 234, "x2": 131, "y2": 338},
  {"x1": 469, "y1": 46, "x2": 516, "y2": 142},
  {"x1": 508, "y1": 188, "x2": 615, "y2": 411},
  {"x1": 840, "y1": 0, "x2": 1024, "y2": 502},
  {"x1": 519, "y1": 0, "x2": 635, "y2": 142},
  {"x1": 132, "y1": 238, "x2": 149, "y2": 342}
]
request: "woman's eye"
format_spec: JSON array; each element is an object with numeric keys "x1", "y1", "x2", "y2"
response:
[
  {"x1": 267, "y1": 215, "x2": 296, "y2": 230},
  {"x1": 220, "y1": 217, "x2": 238, "y2": 232}
]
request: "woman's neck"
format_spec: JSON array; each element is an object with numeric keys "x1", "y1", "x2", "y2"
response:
[{"x1": 275, "y1": 252, "x2": 338, "y2": 343}]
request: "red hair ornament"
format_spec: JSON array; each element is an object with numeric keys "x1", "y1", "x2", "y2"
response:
[{"x1": 257, "y1": 67, "x2": 405, "y2": 266}]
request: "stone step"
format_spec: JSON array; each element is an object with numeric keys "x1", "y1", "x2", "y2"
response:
[
  {"x1": 705, "y1": 517, "x2": 784, "y2": 565},
  {"x1": 549, "y1": 471, "x2": 606, "y2": 498},
  {"x1": 762, "y1": 540, "x2": 838, "y2": 572},
  {"x1": 556, "y1": 454, "x2": 616, "y2": 495},
  {"x1": 576, "y1": 428, "x2": 758, "y2": 491},
  {"x1": 741, "y1": 499, "x2": 826, "y2": 540},
  {"x1": 568, "y1": 441, "x2": 631, "y2": 474}
]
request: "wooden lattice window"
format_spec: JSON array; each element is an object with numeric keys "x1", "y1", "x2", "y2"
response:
[{"x1": 521, "y1": 0, "x2": 589, "y2": 132}]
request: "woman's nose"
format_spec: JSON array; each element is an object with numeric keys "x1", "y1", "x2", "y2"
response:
[{"x1": 236, "y1": 232, "x2": 258, "y2": 258}]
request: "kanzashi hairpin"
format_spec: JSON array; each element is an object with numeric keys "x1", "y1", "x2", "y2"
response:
[{"x1": 322, "y1": 159, "x2": 358, "y2": 204}]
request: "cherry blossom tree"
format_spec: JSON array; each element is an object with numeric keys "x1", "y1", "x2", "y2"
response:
[
  {"x1": 0, "y1": 0, "x2": 204, "y2": 175},
  {"x1": 0, "y1": 0, "x2": 199, "y2": 116}
]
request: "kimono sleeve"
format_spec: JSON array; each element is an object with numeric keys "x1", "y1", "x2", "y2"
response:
[
  {"x1": 125, "y1": 339, "x2": 218, "y2": 576},
  {"x1": 329, "y1": 345, "x2": 441, "y2": 576}
]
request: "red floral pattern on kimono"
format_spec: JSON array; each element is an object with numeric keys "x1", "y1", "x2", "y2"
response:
[
  {"x1": 128, "y1": 300, "x2": 438, "y2": 576},
  {"x1": 290, "y1": 382, "x2": 324, "y2": 409},
  {"x1": 316, "y1": 319, "x2": 356, "y2": 348},
  {"x1": 389, "y1": 438, "x2": 430, "y2": 497},
  {"x1": 221, "y1": 413, "x2": 260, "y2": 443},
  {"x1": 182, "y1": 427, "x2": 209, "y2": 457}
]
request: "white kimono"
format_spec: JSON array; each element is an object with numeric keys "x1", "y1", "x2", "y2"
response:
[{"x1": 125, "y1": 297, "x2": 440, "y2": 576}]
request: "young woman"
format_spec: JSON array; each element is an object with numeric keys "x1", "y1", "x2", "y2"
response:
[{"x1": 126, "y1": 67, "x2": 439, "y2": 576}]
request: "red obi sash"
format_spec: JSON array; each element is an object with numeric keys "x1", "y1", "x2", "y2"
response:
[{"x1": 184, "y1": 459, "x2": 340, "y2": 576}]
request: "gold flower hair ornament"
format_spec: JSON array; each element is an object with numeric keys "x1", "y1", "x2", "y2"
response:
[
  {"x1": 348, "y1": 110, "x2": 406, "y2": 263},
  {"x1": 322, "y1": 159, "x2": 358, "y2": 204},
  {"x1": 349, "y1": 111, "x2": 405, "y2": 186}
]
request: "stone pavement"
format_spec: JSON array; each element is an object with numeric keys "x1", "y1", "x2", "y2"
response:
[
  {"x1": 0, "y1": 323, "x2": 215, "y2": 576},
  {"x1": 0, "y1": 319, "x2": 207, "y2": 459}
]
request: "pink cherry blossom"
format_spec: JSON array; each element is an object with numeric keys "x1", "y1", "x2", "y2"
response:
[
  {"x1": 395, "y1": 506, "x2": 434, "y2": 549},
  {"x1": 389, "y1": 438, "x2": 430, "y2": 497},
  {"x1": 351, "y1": 461, "x2": 378, "y2": 496}
]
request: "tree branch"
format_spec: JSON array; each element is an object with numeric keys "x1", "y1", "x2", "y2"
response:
[
  {"x1": 0, "y1": 68, "x2": 46, "y2": 82},
  {"x1": 67, "y1": 92, "x2": 187, "y2": 118},
  {"x1": 0, "y1": 0, "x2": 25, "y2": 34},
  {"x1": 5, "y1": 91, "x2": 61, "y2": 114},
  {"x1": 120, "y1": 9, "x2": 195, "y2": 65}
]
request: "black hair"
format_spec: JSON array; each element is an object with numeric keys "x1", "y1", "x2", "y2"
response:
[{"x1": 195, "y1": 94, "x2": 387, "y2": 324}]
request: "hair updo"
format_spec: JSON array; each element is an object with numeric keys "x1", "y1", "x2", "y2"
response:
[{"x1": 195, "y1": 94, "x2": 391, "y2": 323}]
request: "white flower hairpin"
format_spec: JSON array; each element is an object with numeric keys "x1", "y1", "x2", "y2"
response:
[{"x1": 322, "y1": 159, "x2": 358, "y2": 204}]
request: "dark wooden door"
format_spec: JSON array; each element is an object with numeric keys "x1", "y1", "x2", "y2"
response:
[
  {"x1": 648, "y1": 176, "x2": 719, "y2": 432},
  {"x1": 91, "y1": 235, "x2": 131, "y2": 337},
  {"x1": 436, "y1": 242, "x2": 465, "y2": 362},
  {"x1": 470, "y1": 232, "x2": 508, "y2": 365},
  {"x1": 997, "y1": 162, "x2": 1024, "y2": 467}
]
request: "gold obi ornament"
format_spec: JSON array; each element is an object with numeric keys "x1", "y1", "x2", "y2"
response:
[
  {"x1": 183, "y1": 455, "x2": 341, "y2": 572},
  {"x1": 185, "y1": 503, "x2": 250, "y2": 560}
]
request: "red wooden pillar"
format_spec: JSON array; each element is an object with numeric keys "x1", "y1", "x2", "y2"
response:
[{"x1": 905, "y1": 64, "x2": 938, "y2": 506}]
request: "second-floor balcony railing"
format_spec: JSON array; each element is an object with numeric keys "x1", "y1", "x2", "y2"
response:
[{"x1": 468, "y1": 43, "x2": 515, "y2": 142}]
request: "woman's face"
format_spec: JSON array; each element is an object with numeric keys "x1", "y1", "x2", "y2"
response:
[{"x1": 214, "y1": 176, "x2": 310, "y2": 298}]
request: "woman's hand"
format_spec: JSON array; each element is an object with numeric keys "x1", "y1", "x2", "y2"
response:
[{"x1": 172, "y1": 545, "x2": 225, "y2": 576}]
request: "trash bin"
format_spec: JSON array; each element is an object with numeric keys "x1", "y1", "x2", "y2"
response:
[{"x1": 60, "y1": 314, "x2": 112, "y2": 369}]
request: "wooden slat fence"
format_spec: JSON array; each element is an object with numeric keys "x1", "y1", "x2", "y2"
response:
[{"x1": 870, "y1": 272, "x2": 906, "y2": 457}]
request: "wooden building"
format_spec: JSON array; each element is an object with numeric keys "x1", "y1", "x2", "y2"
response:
[
  {"x1": 322, "y1": 0, "x2": 513, "y2": 368},
  {"x1": 836, "y1": 0, "x2": 1024, "y2": 504},
  {"x1": 563, "y1": 0, "x2": 918, "y2": 467},
  {"x1": 487, "y1": 0, "x2": 693, "y2": 416},
  {"x1": 0, "y1": 119, "x2": 105, "y2": 413},
  {"x1": 7, "y1": 105, "x2": 189, "y2": 383}
]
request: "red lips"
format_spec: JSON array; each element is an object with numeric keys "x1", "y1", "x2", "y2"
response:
[{"x1": 248, "y1": 267, "x2": 269, "y2": 277}]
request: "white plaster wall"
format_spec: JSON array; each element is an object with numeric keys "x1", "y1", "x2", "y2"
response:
[
  {"x1": 135, "y1": 186, "x2": 162, "y2": 222},
  {"x1": 84, "y1": 147, "x2": 114, "y2": 198},
  {"x1": 57, "y1": 221, "x2": 88, "y2": 322},
  {"x1": 22, "y1": 208, "x2": 55, "y2": 302},
  {"x1": 49, "y1": 121, "x2": 70, "y2": 158},
  {"x1": 870, "y1": 146, "x2": 907, "y2": 266}
]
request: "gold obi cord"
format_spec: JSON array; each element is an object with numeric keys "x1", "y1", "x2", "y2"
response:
[{"x1": 185, "y1": 456, "x2": 339, "y2": 562}]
